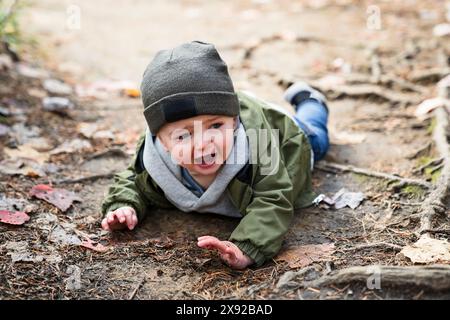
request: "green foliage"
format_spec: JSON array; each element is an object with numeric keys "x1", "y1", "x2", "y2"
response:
[
  {"x1": 417, "y1": 156, "x2": 433, "y2": 166},
  {"x1": 401, "y1": 185, "x2": 426, "y2": 198},
  {"x1": 0, "y1": 0, "x2": 25, "y2": 51},
  {"x1": 424, "y1": 167, "x2": 442, "y2": 183},
  {"x1": 427, "y1": 118, "x2": 437, "y2": 135}
]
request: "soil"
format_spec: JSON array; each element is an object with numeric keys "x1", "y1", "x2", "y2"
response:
[{"x1": 0, "y1": 0, "x2": 449, "y2": 299}]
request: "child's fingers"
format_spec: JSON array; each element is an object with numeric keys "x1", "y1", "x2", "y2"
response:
[
  {"x1": 197, "y1": 235, "x2": 218, "y2": 242},
  {"x1": 113, "y1": 211, "x2": 126, "y2": 223},
  {"x1": 101, "y1": 218, "x2": 110, "y2": 231},
  {"x1": 198, "y1": 238, "x2": 230, "y2": 253},
  {"x1": 123, "y1": 211, "x2": 135, "y2": 230},
  {"x1": 131, "y1": 213, "x2": 138, "y2": 227},
  {"x1": 107, "y1": 212, "x2": 116, "y2": 224}
]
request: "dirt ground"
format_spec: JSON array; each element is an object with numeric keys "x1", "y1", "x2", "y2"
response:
[{"x1": 1, "y1": 0, "x2": 450, "y2": 299}]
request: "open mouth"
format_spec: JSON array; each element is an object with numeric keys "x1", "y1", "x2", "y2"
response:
[
  {"x1": 194, "y1": 152, "x2": 217, "y2": 166},
  {"x1": 202, "y1": 152, "x2": 216, "y2": 164}
]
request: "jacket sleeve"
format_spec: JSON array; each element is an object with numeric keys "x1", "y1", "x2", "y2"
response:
[
  {"x1": 229, "y1": 144, "x2": 294, "y2": 267},
  {"x1": 101, "y1": 134, "x2": 151, "y2": 222}
]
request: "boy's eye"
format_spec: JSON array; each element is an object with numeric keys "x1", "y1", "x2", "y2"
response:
[
  {"x1": 177, "y1": 133, "x2": 190, "y2": 141},
  {"x1": 210, "y1": 122, "x2": 222, "y2": 129},
  {"x1": 174, "y1": 131, "x2": 190, "y2": 142}
]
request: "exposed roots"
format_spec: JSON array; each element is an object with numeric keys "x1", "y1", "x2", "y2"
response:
[
  {"x1": 418, "y1": 107, "x2": 450, "y2": 235},
  {"x1": 306, "y1": 265, "x2": 450, "y2": 291}
]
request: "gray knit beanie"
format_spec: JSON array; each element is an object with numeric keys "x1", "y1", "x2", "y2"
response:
[{"x1": 141, "y1": 41, "x2": 240, "y2": 135}]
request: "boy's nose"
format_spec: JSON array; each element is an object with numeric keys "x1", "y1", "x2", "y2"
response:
[{"x1": 193, "y1": 132, "x2": 214, "y2": 153}]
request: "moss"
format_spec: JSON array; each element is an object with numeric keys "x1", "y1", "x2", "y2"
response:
[
  {"x1": 352, "y1": 172, "x2": 370, "y2": 184},
  {"x1": 0, "y1": 0, "x2": 27, "y2": 52},
  {"x1": 424, "y1": 167, "x2": 442, "y2": 184},
  {"x1": 401, "y1": 185, "x2": 426, "y2": 198},
  {"x1": 427, "y1": 118, "x2": 437, "y2": 135},
  {"x1": 0, "y1": 115, "x2": 9, "y2": 125},
  {"x1": 417, "y1": 156, "x2": 433, "y2": 166}
]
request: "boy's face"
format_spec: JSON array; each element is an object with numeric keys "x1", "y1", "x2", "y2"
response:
[{"x1": 157, "y1": 114, "x2": 236, "y2": 176}]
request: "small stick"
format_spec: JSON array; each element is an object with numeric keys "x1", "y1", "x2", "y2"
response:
[
  {"x1": 341, "y1": 242, "x2": 403, "y2": 252},
  {"x1": 85, "y1": 148, "x2": 128, "y2": 161},
  {"x1": 128, "y1": 276, "x2": 146, "y2": 300}
]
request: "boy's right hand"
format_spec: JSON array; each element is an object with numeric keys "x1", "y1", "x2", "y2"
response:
[{"x1": 101, "y1": 207, "x2": 138, "y2": 231}]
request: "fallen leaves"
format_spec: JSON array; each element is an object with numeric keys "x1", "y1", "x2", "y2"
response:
[
  {"x1": 49, "y1": 225, "x2": 82, "y2": 245},
  {"x1": 4, "y1": 144, "x2": 49, "y2": 164},
  {"x1": 313, "y1": 188, "x2": 365, "y2": 210},
  {"x1": 332, "y1": 188, "x2": 365, "y2": 209},
  {"x1": 77, "y1": 122, "x2": 115, "y2": 140},
  {"x1": 0, "y1": 158, "x2": 46, "y2": 177},
  {"x1": 3, "y1": 241, "x2": 62, "y2": 263},
  {"x1": 30, "y1": 184, "x2": 82, "y2": 212},
  {"x1": 0, "y1": 210, "x2": 30, "y2": 225},
  {"x1": 49, "y1": 138, "x2": 92, "y2": 155},
  {"x1": 149, "y1": 236, "x2": 175, "y2": 249},
  {"x1": 275, "y1": 243, "x2": 335, "y2": 269},
  {"x1": 80, "y1": 236, "x2": 109, "y2": 252},
  {"x1": 400, "y1": 236, "x2": 450, "y2": 264},
  {"x1": 75, "y1": 79, "x2": 140, "y2": 100}
]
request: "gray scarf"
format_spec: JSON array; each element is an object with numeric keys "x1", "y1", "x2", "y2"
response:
[{"x1": 142, "y1": 121, "x2": 249, "y2": 218}]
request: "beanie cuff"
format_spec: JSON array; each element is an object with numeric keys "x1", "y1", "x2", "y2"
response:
[{"x1": 144, "y1": 91, "x2": 240, "y2": 135}]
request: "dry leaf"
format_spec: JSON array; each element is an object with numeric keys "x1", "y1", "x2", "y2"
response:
[
  {"x1": 0, "y1": 210, "x2": 30, "y2": 225},
  {"x1": 149, "y1": 236, "x2": 175, "y2": 249},
  {"x1": 30, "y1": 184, "x2": 82, "y2": 212},
  {"x1": 80, "y1": 236, "x2": 109, "y2": 252},
  {"x1": 0, "y1": 159, "x2": 46, "y2": 177},
  {"x1": 4, "y1": 145, "x2": 49, "y2": 164},
  {"x1": 77, "y1": 122, "x2": 99, "y2": 138},
  {"x1": 123, "y1": 88, "x2": 140, "y2": 98},
  {"x1": 400, "y1": 235, "x2": 450, "y2": 264},
  {"x1": 275, "y1": 243, "x2": 335, "y2": 269},
  {"x1": 50, "y1": 138, "x2": 92, "y2": 155}
]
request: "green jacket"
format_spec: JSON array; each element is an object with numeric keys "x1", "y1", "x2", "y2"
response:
[{"x1": 101, "y1": 91, "x2": 317, "y2": 266}]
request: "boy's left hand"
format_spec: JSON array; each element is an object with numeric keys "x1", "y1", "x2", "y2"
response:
[{"x1": 197, "y1": 236, "x2": 254, "y2": 269}]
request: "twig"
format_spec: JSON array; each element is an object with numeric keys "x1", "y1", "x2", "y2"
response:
[
  {"x1": 56, "y1": 172, "x2": 116, "y2": 184},
  {"x1": 315, "y1": 161, "x2": 432, "y2": 189},
  {"x1": 305, "y1": 265, "x2": 450, "y2": 290},
  {"x1": 128, "y1": 276, "x2": 146, "y2": 300},
  {"x1": 84, "y1": 148, "x2": 128, "y2": 161},
  {"x1": 341, "y1": 242, "x2": 403, "y2": 252}
]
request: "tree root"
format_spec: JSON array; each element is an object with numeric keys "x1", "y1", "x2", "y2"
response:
[
  {"x1": 412, "y1": 157, "x2": 444, "y2": 174},
  {"x1": 278, "y1": 77, "x2": 421, "y2": 105},
  {"x1": 305, "y1": 265, "x2": 450, "y2": 291},
  {"x1": 341, "y1": 242, "x2": 403, "y2": 252},
  {"x1": 56, "y1": 173, "x2": 116, "y2": 184},
  {"x1": 417, "y1": 107, "x2": 450, "y2": 235},
  {"x1": 315, "y1": 161, "x2": 432, "y2": 189},
  {"x1": 409, "y1": 67, "x2": 450, "y2": 84}
]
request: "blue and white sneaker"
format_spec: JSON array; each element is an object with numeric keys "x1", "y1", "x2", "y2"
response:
[{"x1": 283, "y1": 81, "x2": 328, "y2": 112}]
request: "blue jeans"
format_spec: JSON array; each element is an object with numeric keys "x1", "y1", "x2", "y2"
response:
[{"x1": 293, "y1": 98, "x2": 329, "y2": 161}]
